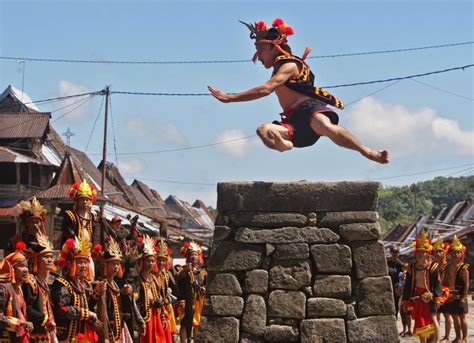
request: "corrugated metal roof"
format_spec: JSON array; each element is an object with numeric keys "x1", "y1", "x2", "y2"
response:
[
  {"x1": 0, "y1": 113, "x2": 50, "y2": 138},
  {"x1": 0, "y1": 147, "x2": 51, "y2": 164}
]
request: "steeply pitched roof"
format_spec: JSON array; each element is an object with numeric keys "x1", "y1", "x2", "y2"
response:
[
  {"x1": 0, "y1": 146, "x2": 51, "y2": 165},
  {"x1": 98, "y1": 161, "x2": 140, "y2": 207},
  {"x1": 0, "y1": 85, "x2": 40, "y2": 112},
  {"x1": 0, "y1": 112, "x2": 50, "y2": 139}
]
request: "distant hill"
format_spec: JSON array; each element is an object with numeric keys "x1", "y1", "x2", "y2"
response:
[{"x1": 378, "y1": 175, "x2": 474, "y2": 234}]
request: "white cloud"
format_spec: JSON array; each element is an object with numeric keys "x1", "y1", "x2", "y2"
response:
[
  {"x1": 345, "y1": 97, "x2": 473, "y2": 158},
  {"x1": 56, "y1": 80, "x2": 92, "y2": 121},
  {"x1": 119, "y1": 159, "x2": 145, "y2": 174},
  {"x1": 127, "y1": 116, "x2": 187, "y2": 145},
  {"x1": 214, "y1": 129, "x2": 260, "y2": 157}
]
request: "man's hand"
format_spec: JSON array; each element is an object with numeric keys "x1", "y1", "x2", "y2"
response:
[
  {"x1": 122, "y1": 284, "x2": 133, "y2": 295},
  {"x1": 208, "y1": 86, "x2": 232, "y2": 103}
]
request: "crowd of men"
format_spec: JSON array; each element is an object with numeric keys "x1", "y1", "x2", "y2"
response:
[
  {"x1": 0, "y1": 179, "x2": 207, "y2": 343},
  {"x1": 388, "y1": 229, "x2": 470, "y2": 343}
]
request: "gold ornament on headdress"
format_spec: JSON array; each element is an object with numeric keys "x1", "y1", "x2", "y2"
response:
[
  {"x1": 36, "y1": 232, "x2": 54, "y2": 253},
  {"x1": 432, "y1": 237, "x2": 445, "y2": 251},
  {"x1": 69, "y1": 179, "x2": 97, "y2": 202},
  {"x1": 16, "y1": 196, "x2": 47, "y2": 219},
  {"x1": 414, "y1": 228, "x2": 432, "y2": 253},
  {"x1": 73, "y1": 235, "x2": 91, "y2": 258},
  {"x1": 156, "y1": 237, "x2": 170, "y2": 258},
  {"x1": 449, "y1": 235, "x2": 465, "y2": 252},
  {"x1": 141, "y1": 235, "x2": 156, "y2": 258},
  {"x1": 106, "y1": 237, "x2": 122, "y2": 260}
]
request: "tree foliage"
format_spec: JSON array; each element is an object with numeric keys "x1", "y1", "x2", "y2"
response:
[{"x1": 378, "y1": 176, "x2": 474, "y2": 234}]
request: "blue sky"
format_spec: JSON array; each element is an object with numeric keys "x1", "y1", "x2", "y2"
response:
[{"x1": 1, "y1": 0, "x2": 472, "y2": 207}]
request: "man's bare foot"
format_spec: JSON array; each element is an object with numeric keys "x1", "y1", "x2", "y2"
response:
[
  {"x1": 269, "y1": 130, "x2": 293, "y2": 152},
  {"x1": 363, "y1": 149, "x2": 389, "y2": 164}
]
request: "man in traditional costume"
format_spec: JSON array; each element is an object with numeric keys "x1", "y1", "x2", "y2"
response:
[
  {"x1": 443, "y1": 235, "x2": 469, "y2": 343},
  {"x1": 401, "y1": 229, "x2": 444, "y2": 343},
  {"x1": 135, "y1": 235, "x2": 166, "y2": 343},
  {"x1": 208, "y1": 18, "x2": 388, "y2": 163},
  {"x1": 97, "y1": 237, "x2": 140, "y2": 343},
  {"x1": 432, "y1": 238, "x2": 451, "y2": 343},
  {"x1": 10, "y1": 197, "x2": 48, "y2": 252},
  {"x1": 61, "y1": 179, "x2": 100, "y2": 245},
  {"x1": 0, "y1": 244, "x2": 33, "y2": 342},
  {"x1": 23, "y1": 232, "x2": 57, "y2": 342},
  {"x1": 176, "y1": 241, "x2": 207, "y2": 343},
  {"x1": 154, "y1": 238, "x2": 177, "y2": 343},
  {"x1": 51, "y1": 236, "x2": 101, "y2": 342}
]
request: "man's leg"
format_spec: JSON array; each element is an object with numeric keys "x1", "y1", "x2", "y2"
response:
[
  {"x1": 310, "y1": 113, "x2": 389, "y2": 164},
  {"x1": 256, "y1": 123, "x2": 293, "y2": 152},
  {"x1": 451, "y1": 314, "x2": 461, "y2": 342},
  {"x1": 442, "y1": 312, "x2": 452, "y2": 342},
  {"x1": 459, "y1": 314, "x2": 467, "y2": 342},
  {"x1": 430, "y1": 313, "x2": 440, "y2": 343}
]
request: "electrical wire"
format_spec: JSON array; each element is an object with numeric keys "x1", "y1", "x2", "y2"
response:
[
  {"x1": 372, "y1": 163, "x2": 474, "y2": 181},
  {"x1": 409, "y1": 78, "x2": 474, "y2": 101},
  {"x1": 1, "y1": 41, "x2": 472, "y2": 64}
]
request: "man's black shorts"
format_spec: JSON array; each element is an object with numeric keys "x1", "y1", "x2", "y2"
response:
[{"x1": 273, "y1": 100, "x2": 339, "y2": 148}]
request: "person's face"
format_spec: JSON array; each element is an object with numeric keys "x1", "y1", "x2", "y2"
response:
[
  {"x1": 14, "y1": 259, "x2": 29, "y2": 283},
  {"x1": 255, "y1": 44, "x2": 276, "y2": 69},
  {"x1": 415, "y1": 250, "x2": 429, "y2": 263},
  {"x1": 111, "y1": 221, "x2": 121, "y2": 230},
  {"x1": 450, "y1": 250, "x2": 463, "y2": 262},
  {"x1": 75, "y1": 197, "x2": 91, "y2": 210},
  {"x1": 75, "y1": 258, "x2": 90, "y2": 278},
  {"x1": 106, "y1": 260, "x2": 120, "y2": 276},
  {"x1": 38, "y1": 252, "x2": 54, "y2": 272},
  {"x1": 188, "y1": 251, "x2": 199, "y2": 265},
  {"x1": 25, "y1": 217, "x2": 43, "y2": 234},
  {"x1": 143, "y1": 256, "x2": 156, "y2": 272},
  {"x1": 157, "y1": 257, "x2": 167, "y2": 271},
  {"x1": 390, "y1": 250, "x2": 399, "y2": 259},
  {"x1": 433, "y1": 250, "x2": 445, "y2": 262}
]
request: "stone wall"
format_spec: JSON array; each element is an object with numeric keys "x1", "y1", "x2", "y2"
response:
[{"x1": 197, "y1": 182, "x2": 398, "y2": 343}]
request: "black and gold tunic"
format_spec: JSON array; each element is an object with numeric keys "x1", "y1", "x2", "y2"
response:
[
  {"x1": 0, "y1": 283, "x2": 28, "y2": 343},
  {"x1": 22, "y1": 274, "x2": 55, "y2": 342},
  {"x1": 61, "y1": 210, "x2": 99, "y2": 245},
  {"x1": 135, "y1": 275, "x2": 161, "y2": 323}
]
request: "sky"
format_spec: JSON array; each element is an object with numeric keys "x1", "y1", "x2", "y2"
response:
[{"x1": 1, "y1": 0, "x2": 473, "y2": 207}]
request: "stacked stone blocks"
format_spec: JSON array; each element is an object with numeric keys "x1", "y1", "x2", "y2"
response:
[{"x1": 197, "y1": 182, "x2": 398, "y2": 343}]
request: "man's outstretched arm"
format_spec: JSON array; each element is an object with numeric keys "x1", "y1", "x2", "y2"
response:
[{"x1": 208, "y1": 62, "x2": 299, "y2": 103}]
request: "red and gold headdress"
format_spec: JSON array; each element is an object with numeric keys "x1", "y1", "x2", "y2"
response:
[
  {"x1": 180, "y1": 241, "x2": 203, "y2": 264},
  {"x1": 69, "y1": 179, "x2": 97, "y2": 202},
  {"x1": 240, "y1": 18, "x2": 311, "y2": 62},
  {"x1": 413, "y1": 228, "x2": 432, "y2": 254},
  {"x1": 155, "y1": 237, "x2": 171, "y2": 270},
  {"x1": 432, "y1": 237, "x2": 448, "y2": 252},
  {"x1": 101, "y1": 238, "x2": 123, "y2": 277},
  {"x1": 25, "y1": 232, "x2": 56, "y2": 273},
  {"x1": 0, "y1": 259, "x2": 13, "y2": 283},
  {"x1": 4, "y1": 242, "x2": 27, "y2": 284},
  {"x1": 448, "y1": 235, "x2": 466, "y2": 253},
  {"x1": 58, "y1": 236, "x2": 92, "y2": 278},
  {"x1": 15, "y1": 197, "x2": 47, "y2": 223},
  {"x1": 138, "y1": 235, "x2": 156, "y2": 259}
]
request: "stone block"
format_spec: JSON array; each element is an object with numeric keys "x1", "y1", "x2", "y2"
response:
[
  {"x1": 196, "y1": 317, "x2": 239, "y2": 343},
  {"x1": 347, "y1": 315, "x2": 398, "y2": 343},
  {"x1": 300, "y1": 319, "x2": 346, "y2": 343},
  {"x1": 318, "y1": 211, "x2": 377, "y2": 228},
  {"x1": 269, "y1": 260, "x2": 312, "y2": 290},
  {"x1": 346, "y1": 304, "x2": 357, "y2": 320},
  {"x1": 245, "y1": 269, "x2": 268, "y2": 294},
  {"x1": 206, "y1": 273, "x2": 242, "y2": 296},
  {"x1": 207, "y1": 241, "x2": 264, "y2": 272},
  {"x1": 268, "y1": 290, "x2": 306, "y2": 319},
  {"x1": 356, "y1": 276, "x2": 395, "y2": 317},
  {"x1": 352, "y1": 240, "x2": 388, "y2": 278},
  {"x1": 307, "y1": 298, "x2": 347, "y2": 318},
  {"x1": 235, "y1": 227, "x2": 339, "y2": 244},
  {"x1": 241, "y1": 295, "x2": 266, "y2": 336},
  {"x1": 313, "y1": 275, "x2": 351, "y2": 299},
  {"x1": 213, "y1": 226, "x2": 232, "y2": 241},
  {"x1": 310, "y1": 244, "x2": 352, "y2": 274},
  {"x1": 203, "y1": 295, "x2": 244, "y2": 316},
  {"x1": 339, "y1": 223, "x2": 381, "y2": 241},
  {"x1": 227, "y1": 212, "x2": 308, "y2": 227},
  {"x1": 217, "y1": 181, "x2": 380, "y2": 212},
  {"x1": 273, "y1": 243, "x2": 309, "y2": 260},
  {"x1": 263, "y1": 325, "x2": 299, "y2": 342}
]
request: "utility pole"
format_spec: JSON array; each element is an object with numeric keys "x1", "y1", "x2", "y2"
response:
[{"x1": 100, "y1": 86, "x2": 110, "y2": 203}]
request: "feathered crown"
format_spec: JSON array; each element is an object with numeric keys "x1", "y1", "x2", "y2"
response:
[
  {"x1": 138, "y1": 235, "x2": 156, "y2": 259},
  {"x1": 15, "y1": 197, "x2": 47, "y2": 221},
  {"x1": 432, "y1": 237, "x2": 448, "y2": 252},
  {"x1": 58, "y1": 236, "x2": 91, "y2": 267},
  {"x1": 448, "y1": 235, "x2": 465, "y2": 253},
  {"x1": 155, "y1": 237, "x2": 171, "y2": 258},
  {"x1": 413, "y1": 228, "x2": 432, "y2": 253},
  {"x1": 26, "y1": 232, "x2": 54, "y2": 255},
  {"x1": 69, "y1": 179, "x2": 97, "y2": 202},
  {"x1": 104, "y1": 237, "x2": 122, "y2": 261},
  {"x1": 240, "y1": 18, "x2": 294, "y2": 43},
  {"x1": 180, "y1": 241, "x2": 202, "y2": 256}
]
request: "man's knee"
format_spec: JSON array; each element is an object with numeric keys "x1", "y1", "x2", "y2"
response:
[{"x1": 311, "y1": 115, "x2": 337, "y2": 137}]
